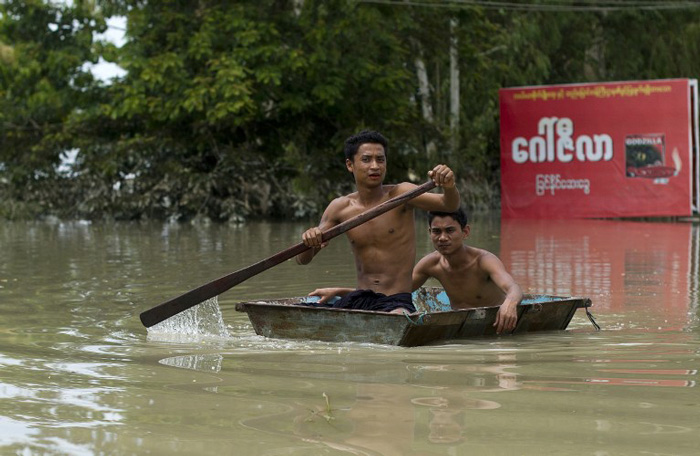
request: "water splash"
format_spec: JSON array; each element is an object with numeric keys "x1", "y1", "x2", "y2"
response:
[{"x1": 147, "y1": 296, "x2": 229, "y2": 341}]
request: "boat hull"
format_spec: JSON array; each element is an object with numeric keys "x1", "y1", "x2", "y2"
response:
[{"x1": 235, "y1": 287, "x2": 593, "y2": 347}]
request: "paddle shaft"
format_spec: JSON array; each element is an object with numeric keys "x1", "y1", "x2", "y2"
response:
[{"x1": 139, "y1": 180, "x2": 437, "y2": 327}]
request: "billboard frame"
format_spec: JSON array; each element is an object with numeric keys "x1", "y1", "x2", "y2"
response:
[{"x1": 499, "y1": 78, "x2": 699, "y2": 219}]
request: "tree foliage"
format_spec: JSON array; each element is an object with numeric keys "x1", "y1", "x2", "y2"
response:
[
  {"x1": 2, "y1": 0, "x2": 700, "y2": 221},
  {"x1": 0, "y1": 0, "x2": 106, "y2": 218}
]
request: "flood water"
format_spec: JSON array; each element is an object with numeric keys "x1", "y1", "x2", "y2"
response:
[{"x1": 1, "y1": 216, "x2": 699, "y2": 455}]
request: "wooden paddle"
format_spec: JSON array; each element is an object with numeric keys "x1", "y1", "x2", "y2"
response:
[{"x1": 139, "y1": 180, "x2": 438, "y2": 327}]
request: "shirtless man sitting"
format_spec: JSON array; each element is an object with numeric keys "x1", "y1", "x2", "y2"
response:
[
  {"x1": 412, "y1": 209, "x2": 523, "y2": 334},
  {"x1": 297, "y1": 130, "x2": 460, "y2": 314}
]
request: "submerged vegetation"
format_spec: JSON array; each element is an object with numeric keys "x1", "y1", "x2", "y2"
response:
[{"x1": 2, "y1": 1, "x2": 700, "y2": 221}]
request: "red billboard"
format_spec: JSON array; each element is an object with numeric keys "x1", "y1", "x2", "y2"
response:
[{"x1": 499, "y1": 79, "x2": 698, "y2": 218}]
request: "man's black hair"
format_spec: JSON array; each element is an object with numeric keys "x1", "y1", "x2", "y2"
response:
[
  {"x1": 344, "y1": 130, "x2": 388, "y2": 161},
  {"x1": 428, "y1": 208, "x2": 468, "y2": 228}
]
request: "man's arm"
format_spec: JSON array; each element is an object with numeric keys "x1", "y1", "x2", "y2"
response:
[
  {"x1": 405, "y1": 164, "x2": 460, "y2": 213},
  {"x1": 295, "y1": 235, "x2": 323, "y2": 265},
  {"x1": 308, "y1": 287, "x2": 354, "y2": 303},
  {"x1": 481, "y1": 254, "x2": 523, "y2": 334},
  {"x1": 411, "y1": 255, "x2": 433, "y2": 291},
  {"x1": 296, "y1": 199, "x2": 343, "y2": 265}
]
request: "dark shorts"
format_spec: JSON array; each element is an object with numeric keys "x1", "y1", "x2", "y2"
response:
[{"x1": 305, "y1": 289, "x2": 416, "y2": 313}]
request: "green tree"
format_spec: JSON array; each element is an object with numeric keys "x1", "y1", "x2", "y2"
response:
[
  {"x1": 74, "y1": 0, "x2": 421, "y2": 221},
  {"x1": 4, "y1": 0, "x2": 700, "y2": 221},
  {"x1": 0, "y1": 0, "x2": 106, "y2": 218}
]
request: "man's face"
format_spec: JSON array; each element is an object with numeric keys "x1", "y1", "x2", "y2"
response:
[
  {"x1": 346, "y1": 143, "x2": 386, "y2": 185},
  {"x1": 429, "y1": 216, "x2": 468, "y2": 255}
]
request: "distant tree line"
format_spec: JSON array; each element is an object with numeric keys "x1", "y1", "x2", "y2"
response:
[{"x1": 2, "y1": 0, "x2": 700, "y2": 221}]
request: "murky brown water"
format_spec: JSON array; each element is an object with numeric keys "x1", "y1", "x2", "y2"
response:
[{"x1": 1, "y1": 216, "x2": 698, "y2": 455}]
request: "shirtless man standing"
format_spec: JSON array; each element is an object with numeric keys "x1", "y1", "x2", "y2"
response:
[
  {"x1": 412, "y1": 209, "x2": 523, "y2": 334},
  {"x1": 296, "y1": 130, "x2": 460, "y2": 313}
]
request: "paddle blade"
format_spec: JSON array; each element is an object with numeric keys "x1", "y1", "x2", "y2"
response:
[{"x1": 140, "y1": 242, "x2": 308, "y2": 327}]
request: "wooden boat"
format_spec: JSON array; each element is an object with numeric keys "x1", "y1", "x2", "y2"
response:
[{"x1": 234, "y1": 287, "x2": 596, "y2": 347}]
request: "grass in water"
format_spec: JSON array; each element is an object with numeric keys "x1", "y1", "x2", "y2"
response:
[{"x1": 305, "y1": 392, "x2": 335, "y2": 423}]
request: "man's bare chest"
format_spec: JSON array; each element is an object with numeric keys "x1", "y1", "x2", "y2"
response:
[{"x1": 342, "y1": 206, "x2": 413, "y2": 243}]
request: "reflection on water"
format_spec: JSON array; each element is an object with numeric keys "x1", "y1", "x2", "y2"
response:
[
  {"x1": 234, "y1": 347, "x2": 522, "y2": 455},
  {"x1": 1, "y1": 218, "x2": 699, "y2": 455},
  {"x1": 501, "y1": 219, "x2": 700, "y2": 331},
  {"x1": 159, "y1": 354, "x2": 224, "y2": 374}
]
